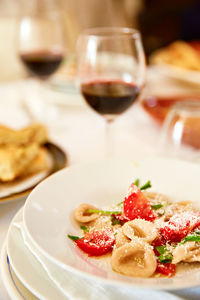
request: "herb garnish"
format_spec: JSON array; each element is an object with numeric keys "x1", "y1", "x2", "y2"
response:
[
  {"x1": 86, "y1": 209, "x2": 122, "y2": 215},
  {"x1": 156, "y1": 245, "x2": 165, "y2": 255},
  {"x1": 180, "y1": 232, "x2": 200, "y2": 245},
  {"x1": 80, "y1": 225, "x2": 89, "y2": 232},
  {"x1": 67, "y1": 234, "x2": 80, "y2": 241},
  {"x1": 134, "y1": 178, "x2": 140, "y2": 187},
  {"x1": 151, "y1": 203, "x2": 163, "y2": 210},
  {"x1": 156, "y1": 245, "x2": 173, "y2": 263},
  {"x1": 140, "y1": 180, "x2": 152, "y2": 191}
]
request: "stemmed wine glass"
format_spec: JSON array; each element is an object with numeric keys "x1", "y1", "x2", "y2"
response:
[
  {"x1": 77, "y1": 27, "x2": 146, "y2": 156},
  {"x1": 17, "y1": 4, "x2": 65, "y2": 121}
]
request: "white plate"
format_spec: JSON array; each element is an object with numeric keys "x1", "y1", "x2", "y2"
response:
[
  {"x1": 6, "y1": 209, "x2": 67, "y2": 300},
  {"x1": 1, "y1": 241, "x2": 38, "y2": 300},
  {"x1": 153, "y1": 64, "x2": 200, "y2": 85},
  {"x1": 23, "y1": 157, "x2": 200, "y2": 290},
  {"x1": 5, "y1": 208, "x2": 182, "y2": 300}
]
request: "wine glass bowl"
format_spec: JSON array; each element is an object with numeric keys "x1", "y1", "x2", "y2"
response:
[
  {"x1": 77, "y1": 27, "x2": 146, "y2": 122},
  {"x1": 20, "y1": 49, "x2": 63, "y2": 79},
  {"x1": 18, "y1": 13, "x2": 65, "y2": 80},
  {"x1": 17, "y1": 7, "x2": 66, "y2": 126}
]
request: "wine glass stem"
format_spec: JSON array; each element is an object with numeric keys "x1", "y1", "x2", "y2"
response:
[{"x1": 105, "y1": 118, "x2": 114, "y2": 157}]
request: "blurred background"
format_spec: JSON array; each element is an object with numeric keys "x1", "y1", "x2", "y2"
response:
[
  {"x1": 1, "y1": 3, "x2": 200, "y2": 299},
  {"x1": 1, "y1": 0, "x2": 199, "y2": 81}
]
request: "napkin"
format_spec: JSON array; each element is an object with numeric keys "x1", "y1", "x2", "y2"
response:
[{"x1": 13, "y1": 221, "x2": 186, "y2": 300}]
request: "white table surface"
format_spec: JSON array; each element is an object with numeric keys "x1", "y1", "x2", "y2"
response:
[{"x1": 0, "y1": 70, "x2": 200, "y2": 299}]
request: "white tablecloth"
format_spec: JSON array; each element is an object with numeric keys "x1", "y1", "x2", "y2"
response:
[{"x1": 0, "y1": 70, "x2": 200, "y2": 299}]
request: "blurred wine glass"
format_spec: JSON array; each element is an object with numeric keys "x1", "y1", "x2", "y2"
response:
[
  {"x1": 77, "y1": 27, "x2": 146, "y2": 156},
  {"x1": 17, "y1": 2, "x2": 65, "y2": 123},
  {"x1": 159, "y1": 100, "x2": 200, "y2": 162}
]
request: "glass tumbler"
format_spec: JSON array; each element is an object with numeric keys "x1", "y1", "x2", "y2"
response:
[{"x1": 159, "y1": 100, "x2": 200, "y2": 162}]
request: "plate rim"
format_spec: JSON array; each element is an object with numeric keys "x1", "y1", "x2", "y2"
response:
[
  {"x1": 152, "y1": 64, "x2": 200, "y2": 84},
  {"x1": 6, "y1": 208, "x2": 69, "y2": 300},
  {"x1": 0, "y1": 239, "x2": 33, "y2": 300}
]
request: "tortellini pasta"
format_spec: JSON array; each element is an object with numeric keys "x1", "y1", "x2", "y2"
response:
[
  {"x1": 122, "y1": 219, "x2": 158, "y2": 243},
  {"x1": 74, "y1": 203, "x2": 99, "y2": 223},
  {"x1": 115, "y1": 228, "x2": 130, "y2": 248},
  {"x1": 173, "y1": 242, "x2": 200, "y2": 264},
  {"x1": 111, "y1": 239, "x2": 157, "y2": 277}
]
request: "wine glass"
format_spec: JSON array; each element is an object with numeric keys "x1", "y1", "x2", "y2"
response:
[
  {"x1": 76, "y1": 27, "x2": 146, "y2": 156},
  {"x1": 159, "y1": 100, "x2": 200, "y2": 162},
  {"x1": 17, "y1": 4, "x2": 65, "y2": 122}
]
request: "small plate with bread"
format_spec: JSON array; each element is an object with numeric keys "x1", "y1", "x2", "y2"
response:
[
  {"x1": 149, "y1": 40, "x2": 200, "y2": 85},
  {"x1": 0, "y1": 123, "x2": 67, "y2": 203}
]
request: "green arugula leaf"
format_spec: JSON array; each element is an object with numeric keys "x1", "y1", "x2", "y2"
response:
[
  {"x1": 86, "y1": 209, "x2": 122, "y2": 215},
  {"x1": 159, "y1": 253, "x2": 173, "y2": 263},
  {"x1": 156, "y1": 245, "x2": 173, "y2": 263},
  {"x1": 80, "y1": 225, "x2": 89, "y2": 232},
  {"x1": 151, "y1": 203, "x2": 163, "y2": 210},
  {"x1": 134, "y1": 178, "x2": 140, "y2": 187},
  {"x1": 117, "y1": 201, "x2": 123, "y2": 206},
  {"x1": 140, "y1": 180, "x2": 152, "y2": 191},
  {"x1": 185, "y1": 235, "x2": 200, "y2": 242},
  {"x1": 67, "y1": 234, "x2": 80, "y2": 241},
  {"x1": 180, "y1": 233, "x2": 200, "y2": 245},
  {"x1": 156, "y1": 245, "x2": 165, "y2": 255}
]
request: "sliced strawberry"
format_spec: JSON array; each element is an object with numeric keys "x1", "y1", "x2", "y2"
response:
[
  {"x1": 160, "y1": 211, "x2": 200, "y2": 243},
  {"x1": 76, "y1": 228, "x2": 115, "y2": 256},
  {"x1": 123, "y1": 183, "x2": 157, "y2": 222},
  {"x1": 156, "y1": 261, "x2": 176, "y2": 277}
]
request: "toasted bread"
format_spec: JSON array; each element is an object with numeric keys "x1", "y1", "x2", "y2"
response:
[
  {"x1": 21, "y1": 147, "x2": 50, "y2": 177},
  {"x1": 150, "y1": 41, "x2": 200, "y2": 71},
  {"x1": 0, "y1": 123, "x2": 48, "y2": 146},
  {"x1": 0, "y1": 143, "x2": 39, "y2": 182}
]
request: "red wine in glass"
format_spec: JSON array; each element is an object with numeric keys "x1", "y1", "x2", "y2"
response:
[
  {"x1": 81, "y1": 80, "x2": 140, "y2": 116},
  {"x1": 77, "y1": 28, "x2": 145, "y2": 157},
  {"x1": 20, "y1": 50, "x2": 63, "y2": 78}
]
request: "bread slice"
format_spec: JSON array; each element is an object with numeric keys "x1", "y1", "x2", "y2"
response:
[
  {"x1": 0, "y1": 123, "x2": 48, "y2": 146},
  {"x1": 0, "y1": 143, "x2": 39, "y2": 182},
  {"x1": 21, "y1": 147, "x2": 50, "y2": 177}
]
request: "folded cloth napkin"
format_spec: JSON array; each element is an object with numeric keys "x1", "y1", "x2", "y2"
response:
[{"x1": 12, "y1": 221, "x2": 187, "y2": 300}]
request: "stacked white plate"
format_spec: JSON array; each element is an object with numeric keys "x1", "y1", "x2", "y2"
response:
[
  {"x1": 1, "y1": 157, "x2": 200, "y2": 300},
  {"x1": 151, "y1": 64, "x2": 200, "y2": 86}
]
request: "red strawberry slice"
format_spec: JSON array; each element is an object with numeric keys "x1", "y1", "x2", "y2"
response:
[
  {"x1": 160, "y1": 211, "x2": 200, "y2": 243},
  {"x1": 156, "y1": 261, "x2": 176, "y2": 277},
  {"x1": 123, "y1": 183, "x2": 157, "y2": 222},
  {"x1": 76, "y1": 228, "x2": 115, "y2": 256}
]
